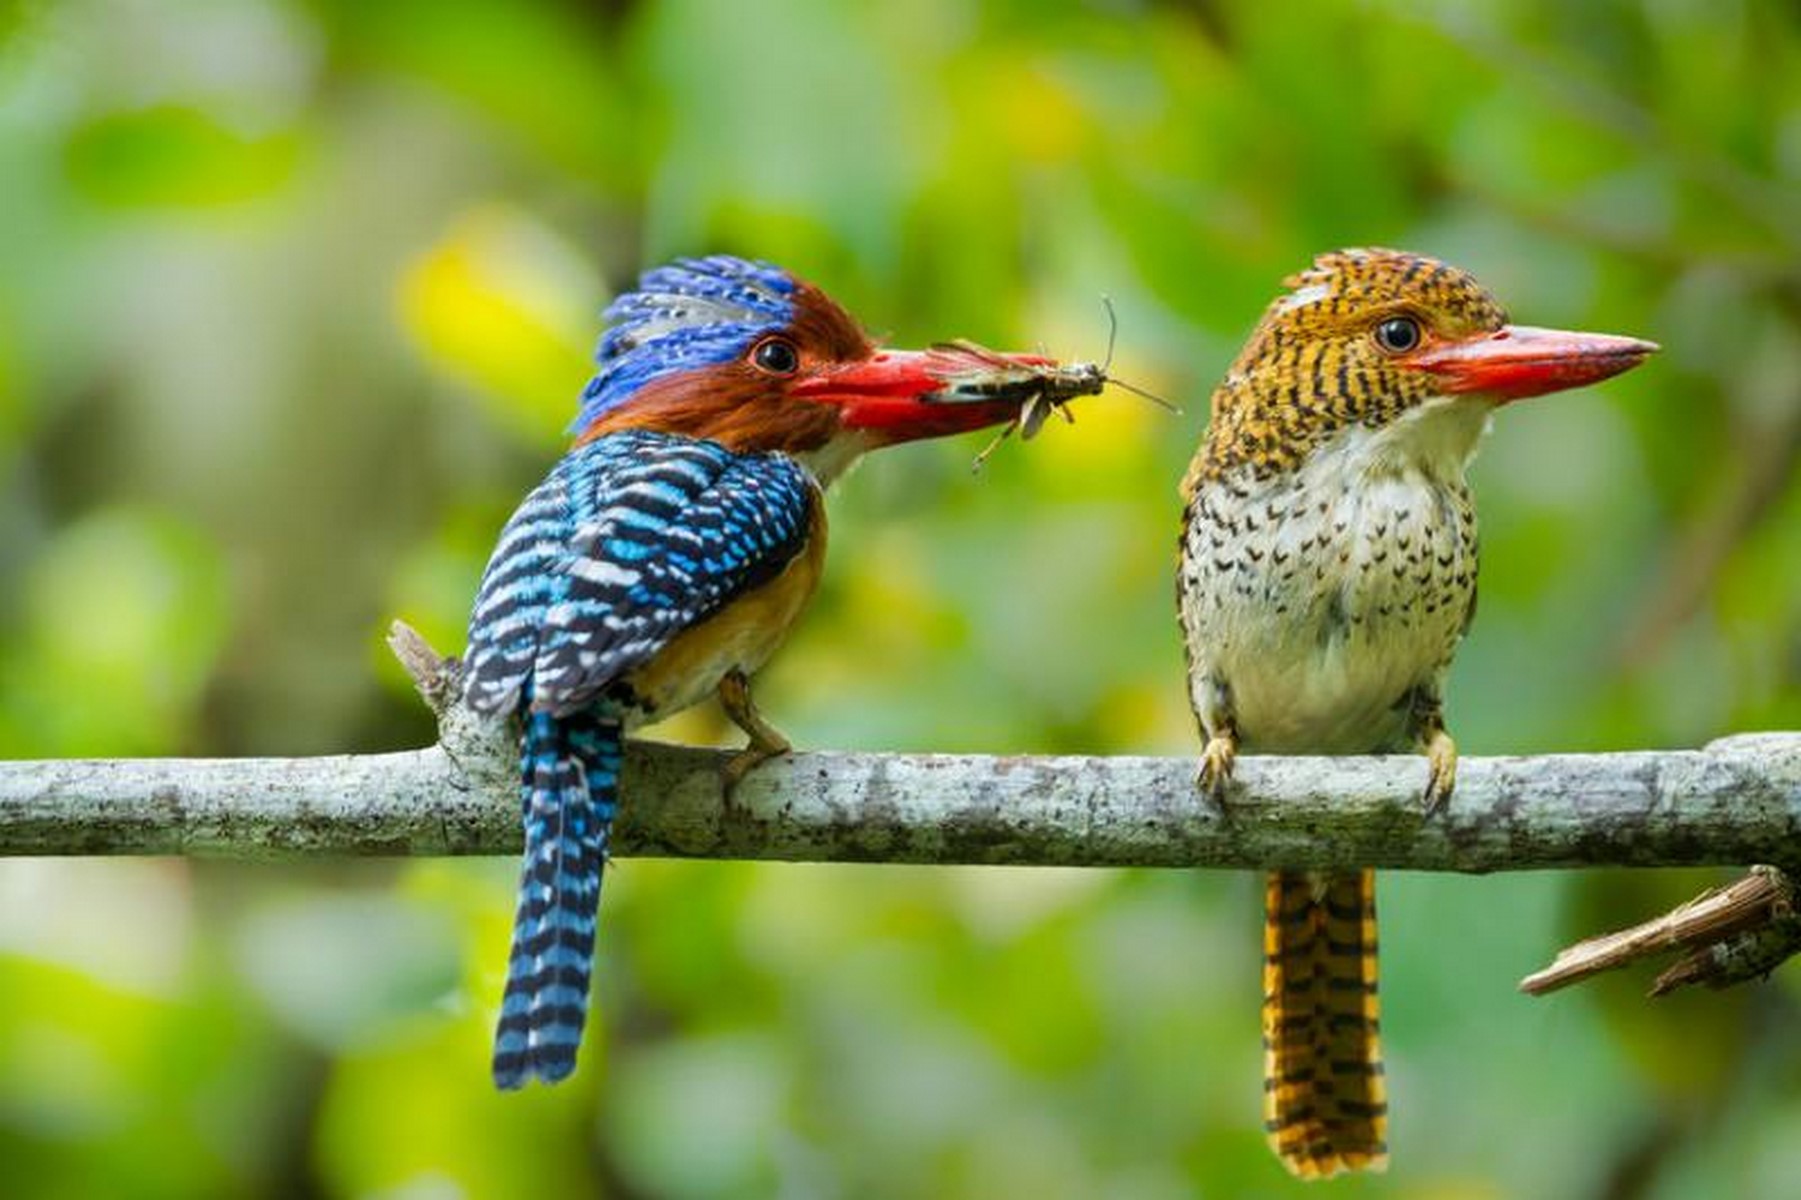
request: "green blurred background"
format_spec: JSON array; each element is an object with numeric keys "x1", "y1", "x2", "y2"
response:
[{"x1": 2, "y1": 0, "x2": 1799, "y2": 1196}]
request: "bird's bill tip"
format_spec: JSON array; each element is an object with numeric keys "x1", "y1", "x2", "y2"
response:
[{"x1": 1409, "y1": 324, "x2": 1659, "y2": 402}]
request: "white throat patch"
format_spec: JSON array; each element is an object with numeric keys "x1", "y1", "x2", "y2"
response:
[
  {"x1": 1325, "y1": 395, "x2": 1494, "y2": 483},
  {"x1": 791, "y1": 430, "x2": 875, "y2": 489}
]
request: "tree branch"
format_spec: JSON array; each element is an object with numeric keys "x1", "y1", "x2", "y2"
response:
[
  {"x1": 0, "y1": 733, "x2": 1796, "y2": 867},
  {"x1": 1, "y1": 624, "x2": 1795, "y2": 868}
]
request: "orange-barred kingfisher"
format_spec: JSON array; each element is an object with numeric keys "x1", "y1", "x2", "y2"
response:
[
  {"x1": 1176, "y1": 249, "x2": 1656, "y2": 1176},
  {"x1": 462, "y1": 255, "x2": 1072, "y2": 1088}
]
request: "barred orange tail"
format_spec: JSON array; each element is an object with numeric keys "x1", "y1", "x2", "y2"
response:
[{"x1": 1262, "y1": 869, "x2": 1388, "y2": 1179}]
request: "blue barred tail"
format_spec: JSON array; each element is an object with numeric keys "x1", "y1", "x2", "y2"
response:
[{"x1": 492, "y1": 710, "x2": 621, "y2": 1089}]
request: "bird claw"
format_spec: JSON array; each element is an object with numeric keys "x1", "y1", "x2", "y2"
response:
[
  {"x1": 1421, "y1": 729, "x2": 1457, "y2": 816},
  {"x1": 715, "y1": 667, "x2": 792, "y2": 814},
  {"x1": 719, "y1": 733, "x2": 791, "y2": 804},
  {"x1": 1195, "y1": 734, "x2": 1238, "y2": 813}
]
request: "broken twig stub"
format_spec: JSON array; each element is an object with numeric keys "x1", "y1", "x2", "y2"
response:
[{"x1": 1520, "y1": 865, "x2": 1797, "y2": 996}]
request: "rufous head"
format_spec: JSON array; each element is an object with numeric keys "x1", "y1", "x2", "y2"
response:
[{"x1": 572, "y1": 256, "x2": 1060, "y2": 473}]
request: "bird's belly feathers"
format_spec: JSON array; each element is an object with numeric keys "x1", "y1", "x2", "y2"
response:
[
  {"x1": 1181, "y1": 469, "x2": 1477, "y2": 754},
  {"x1": 618, "y1": 514, "x2": 829, "y2": 723}
]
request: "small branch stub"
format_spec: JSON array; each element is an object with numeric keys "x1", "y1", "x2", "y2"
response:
[
  {"x1": 387, "y1": 621, "x2": 459, "y2": 718},
  {"x1": 387, "y1": 621, "x2": 515, "y2": 802},
  {"x1": 1520, "y1": 865, "x2": 1801, "y2": 997}
]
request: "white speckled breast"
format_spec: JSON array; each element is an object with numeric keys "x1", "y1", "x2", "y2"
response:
[{"x1": 1179, "y1": 399, "x2": 1486, "y2": 754}]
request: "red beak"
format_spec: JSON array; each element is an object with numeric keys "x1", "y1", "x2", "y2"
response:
[
  {"x1": 1407, "y1": 324, "x2": 1659, "y2": 402},
  {"x1": 789, "y1": 346, "x2": 1062, "y2": 443}
]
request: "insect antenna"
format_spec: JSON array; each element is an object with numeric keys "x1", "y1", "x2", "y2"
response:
[
  {"x1": 1109, "y1": 376, "x2": 1180, "y2": 412},
  {"x1": 1101, "y1": 295, "x2": 1119, "y2": 375},
  {"x1": 1095, "y1": 295, "x2": 1181, "y2": 415}
]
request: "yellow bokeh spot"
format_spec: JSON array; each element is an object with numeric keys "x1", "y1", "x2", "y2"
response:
[
  {"x1": 1096, "y1": 680, "x2": 1195, "y2": 755},
  {"x1": 396, "y1": 205, "x2": 598, "y2": 443},
  {"x1": 831, "y1": 526, "x2": 958, "y2": 653},
  {"x1": 984, "y1": 61, "x2": 1088, "y2": 164},
  {"x1": 1023, "y1": 355, "x2": 1181, "y2": 483}
]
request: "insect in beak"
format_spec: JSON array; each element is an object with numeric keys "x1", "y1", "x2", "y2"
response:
[{"x1": 937, "y1": 298, "x2": 1181, "y2": 472}]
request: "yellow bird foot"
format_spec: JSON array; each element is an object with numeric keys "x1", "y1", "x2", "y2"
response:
[
  {"x1": 1422, "y1": 728, "x2": 1457, "y2": 816},
  {"x1": 716, "y1": 668, "x2": 792, "y2": 810},
  {"x1": 1195, "y1": 733, "x2": 1238, "y2": 811},
  {"x1": 720, "y1": 732, "x2": 791, "y2": 796}
]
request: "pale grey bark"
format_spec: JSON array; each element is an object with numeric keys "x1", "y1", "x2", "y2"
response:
[
  {"x1": 1, "y1": 732, "x2": 1796, "y2": 867},
  {"x1": 4, "y1": 625, "x2": 1794, "y2": 867}
]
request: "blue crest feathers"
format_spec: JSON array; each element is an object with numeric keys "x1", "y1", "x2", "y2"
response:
[{"x1": 573, "y1": 256, "x2": 796, "y2": 432}]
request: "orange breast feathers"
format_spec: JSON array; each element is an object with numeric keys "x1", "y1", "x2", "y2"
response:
[{"x1": 620, "y1": 488, "x2": 829, "y2": 718}]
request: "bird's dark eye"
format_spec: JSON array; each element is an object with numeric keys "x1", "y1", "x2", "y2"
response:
[
  {"x1": 751, "y1": 337, "x2": 800, "y2": 375},
  {"x1": 1373, "y1": 316, "x2": 1422, "y2": 355}
]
